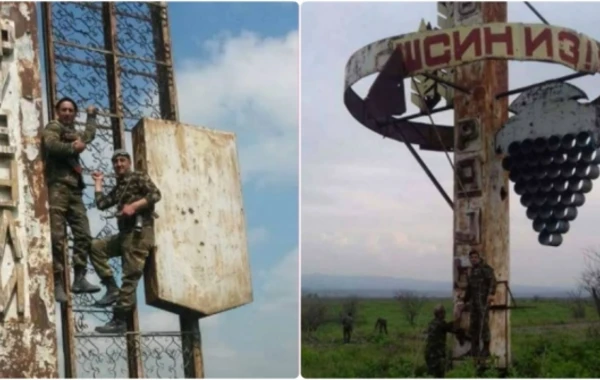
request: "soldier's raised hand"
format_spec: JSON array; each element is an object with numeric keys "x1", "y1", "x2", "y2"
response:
[
  {"x1": 72, "y1": 139, "x2": 86, "y2": 153},
  {"x1": 86, "y1": 105, "x2": 97, "y2": 115},
  {"x1": 91, "y1": 171, "x2": 104, "y2": 183}
]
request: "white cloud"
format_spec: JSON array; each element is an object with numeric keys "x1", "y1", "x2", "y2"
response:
[
  {"x1": 176, "y1": 30, "x2": 299, "y2": 187},
  {"x1": 301, "y1": 2, "x2": 600, "y2": 288}
]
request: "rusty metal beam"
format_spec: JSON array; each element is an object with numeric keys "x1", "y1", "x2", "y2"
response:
[
  {"x1": 0, "y1": 2, "x2": 58, "y2": 377},
  {"x1": 100, "y1": 3, "x2": 144, "y2": 377},
  {"x1": 180, "y1": 314, "x2": 204, "y2": 378},
  {"x1": 451, "y1": 1, "x2": 510, "y2": 370},
  {"x1": 102, "y1": 3, "x2": 126, "y2": 156},
  {"x1": 151, "y1": 3, "x2": 179, "y2": 121},
  {"x1": 53, "y1": 39, "x2": 170, "y2": 66}
]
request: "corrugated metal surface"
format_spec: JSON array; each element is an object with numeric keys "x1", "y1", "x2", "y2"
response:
[
  {"x1": 133, "y1": 118, "x2": 253, "y2": 316},
  {"x1": 0, "y1": 2, "x2": 58, "y2": 377},
  {"x1": 452, "y1": 2, "x2": 511, "y2": 369}
]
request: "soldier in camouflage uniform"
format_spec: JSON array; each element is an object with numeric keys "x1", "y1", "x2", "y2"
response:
[
  {"x1": 342, "y1": 312, "x2": 353, "y2": 343},
  {"x1": 90, "y1": 149, "x2": 161, "y2": 334},
  {"x1": 425, "y1": 304, "x2": 463, "y2": 378},
  {"x1": 43, "y1": 98, "x2": 101, "y2": 303},
  {"x1": 463, "y1": 250, "x2": 497, "y2": 358}
]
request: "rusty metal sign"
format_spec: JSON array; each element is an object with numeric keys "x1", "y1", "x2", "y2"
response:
[
  {"x1": 343, "y1": 22, "x2": 600, "y2": 154},
  {"x1": 132, "y1": 118, "x2": 253, "y2": 316},
  {"x1": 0, "y1": 2, "x2": 58, "y2": 377},
  {"x1": 496, "y1": 82, "x2": 600, "y2": 247}
]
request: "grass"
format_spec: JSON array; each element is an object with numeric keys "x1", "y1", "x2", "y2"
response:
[{"x1": 301, "y1": 297, "x2": 600, "y2": 378}]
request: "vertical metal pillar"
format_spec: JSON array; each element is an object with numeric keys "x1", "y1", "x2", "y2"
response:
[
  {"x1": 452, "y1": 1, "x2": 511, "y2": 370},
  {"x1": 0, "y1": 2, "x2": 58, "y2": 377},
  {"x1": 101, "y1": 3, "x2": 144, "y2": 377},
  {"x1": 148, "y1": 3, "x2": 204, "y2": 377}
]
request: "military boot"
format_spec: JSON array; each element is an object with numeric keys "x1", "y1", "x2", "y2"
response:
[
  {"x1": 93, "y1": 277, "x2": 120, "y2": 307},
  {"x1": 95, "y1": 310, "x2": 127, "y2": 334},
  {"x1": 71, "y1": 266, "x2": 101, "y2": 294},
  {"x1": 54, "y1": 274, "x2": 68, "y2": 303}
]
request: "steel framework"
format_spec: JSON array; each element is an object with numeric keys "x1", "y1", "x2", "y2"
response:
[{"x1": 40, "y1": 2, "x2": 201, "y2": 377}]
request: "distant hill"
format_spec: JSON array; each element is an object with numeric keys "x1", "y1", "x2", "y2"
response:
[{"x1": 302, "y1": 273, "x2": 574, "y2": 298}]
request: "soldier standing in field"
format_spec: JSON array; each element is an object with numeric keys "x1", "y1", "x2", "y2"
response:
[
  {"x1": 424, "y1": 304, "x2": 464, "y2": 378},
  {"x1": 342, "y1": 311, "x2": 354, "y2": 343},
  {"x1": 462, "y1": 250, "x2": 497, "y2": 358},
  {"x1": 90, "y1": 149, "x2": 161, "y2": 333},
  {"x1": 43, "y1": 97, "x2": 101, "y2": 303}
]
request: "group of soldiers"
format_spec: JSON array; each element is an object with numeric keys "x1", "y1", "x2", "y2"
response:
[
  {"x1": 43, "y1": 97, "x2": 162, "y2": 334},
  {"x1": 425, "y1": 250, "x2": 497, "y2": 377},
  {"x1": 338, "y1": 251, "x2": 497, "y2": 378}
]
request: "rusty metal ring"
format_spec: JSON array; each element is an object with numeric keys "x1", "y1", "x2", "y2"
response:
[
  {"x1": 343, "y1": 22, "x2": 600, "y2": 152},
  {"x1": 343, "y1": 33, "x2": 455, "y2": 152}
]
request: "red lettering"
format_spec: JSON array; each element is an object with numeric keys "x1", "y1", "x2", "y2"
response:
[
  {"x1": 423, "y1": 33, "x2": 451, "y2": 67},
  {"x1": 585, "y1": 40, "x2": 592, "y2": 70},
  {"x1": 523, "y1": 27, "x2": 552, "y2": 57},
  {"x1": 483, "y1": 26, "x2": 514, "y2": 56},
  {"x1": 452, "y1": 28, "x2": 482, "y2": 60},
  {"x1": 401, "y1": 40, "x2": 422, "y2": 73},
  {"x1": 558, "y1": 31, "x2": 579, "y2": 66}
]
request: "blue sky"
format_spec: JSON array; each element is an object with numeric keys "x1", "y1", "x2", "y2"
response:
[{"x1": 37, "y1": 2, "x2": 298, "y2": 378}]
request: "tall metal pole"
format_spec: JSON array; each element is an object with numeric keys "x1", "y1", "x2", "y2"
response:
[{"x1": 452, "y1": 1, "x2": 511, "y2": 370}]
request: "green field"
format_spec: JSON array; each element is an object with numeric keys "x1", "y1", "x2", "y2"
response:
[{"x1": 301, "y1": 296, "x2": 600, "y2": 378}]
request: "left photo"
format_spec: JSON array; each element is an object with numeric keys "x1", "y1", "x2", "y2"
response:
[{"x1": 0, "y1": 2, "x2": 299, "y2": 379}]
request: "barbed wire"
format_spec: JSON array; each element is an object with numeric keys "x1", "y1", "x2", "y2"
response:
[{"x1": 45, "y1": 2, "x2": 182, "y2": 377}]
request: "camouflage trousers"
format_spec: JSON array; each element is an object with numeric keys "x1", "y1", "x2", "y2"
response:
[
  {"x1": 90, "y1": 226, "x2": 154, "y2": 313},
  {"x1": 425, "y1": 350, "x2": 446, "y2": 378},
  {"x1": 343, "y1": 327, "x2": 352, "y2": 343},
  {"x1": 48, "y1": 183, "x2": 92, "y2": 274},
  {"x1": 469, "y1": 304, "x2": 491, "y2": 347}
]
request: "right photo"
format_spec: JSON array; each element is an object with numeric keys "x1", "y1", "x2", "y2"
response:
[{"x1": 301, "y1": 1, "x2": 600, "y2": 378}]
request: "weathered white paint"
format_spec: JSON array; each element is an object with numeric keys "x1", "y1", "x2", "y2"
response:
[
  {"x1": 133, "y1": 118, "x2": 253, "y2": 316},
  {"x1": 0, "y1": 3, "x2": 57, "y2": 377},
  {"x1": 495, "y1": 82, "x2": 598, "y2": 153}
]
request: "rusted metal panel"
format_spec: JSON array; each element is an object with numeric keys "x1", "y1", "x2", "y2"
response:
[
  {"x1": 0, "y1": 2, "x2": 58, "y2": 377},
  {"x1": 452, "y1": 1, "x2": 511, "y2": 369},
  {"x1": 132, "y1": 118, "x2": 253, "y2": 316}
]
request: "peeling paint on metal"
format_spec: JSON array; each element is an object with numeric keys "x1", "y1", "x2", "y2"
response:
[
  {"x1": 18, "y1": 3, "x2": 30, "y2": 21},
  {"x1": 133, "y1": 118, "x2": 253, "y2": 316},
  {"x1": 452, "y1": 2, "x2": 511, "y2": 370},
  {"x1": 0, "y1": 2, "x2": 58, "y2": 378}
]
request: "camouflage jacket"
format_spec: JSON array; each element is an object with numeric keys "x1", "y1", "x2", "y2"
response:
[
  {"x1": 342, "y1": 315, "x2": 353, "y2": 329},
  {"x1": 464, "y1": 260, "x2": 497, "y2": 305},
  {"x1": 42, "y1": 116, "x2": 97, "y2": 189},
  {"x1": 424, "y1": 318, "x2": 454, "y2": 359},
  {"x1": 95, "y1": 170, "x2": 162, "y2": 232}
]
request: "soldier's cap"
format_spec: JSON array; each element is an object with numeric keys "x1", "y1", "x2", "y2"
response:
[
  {"x1": 433, "y1": 304, "x2": 445, "y2": 315},
  {"x1": 112, "y1": 149, "x2": 131, "y2": 161}
]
